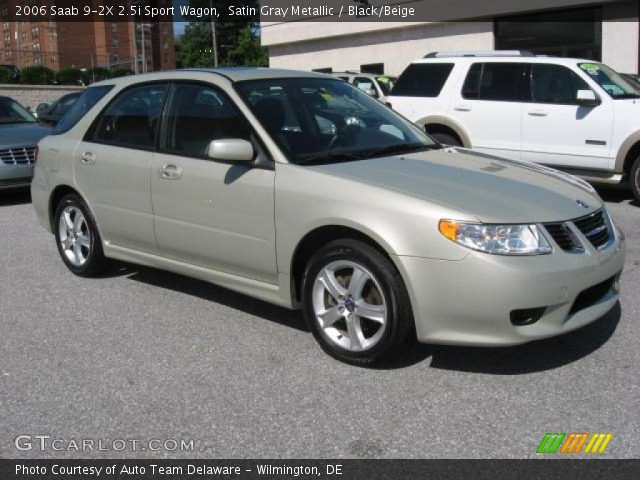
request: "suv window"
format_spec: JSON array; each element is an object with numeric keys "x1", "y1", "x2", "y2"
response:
[
  {"x1": 88, "y1": 83, "x2": 168, "y2": 148},
  {"x1": 52, "y1": 86, "x2": 113, "y2": 135},
  {"x1": 391, "y1": 63, "x2": 454, "y2": 97},
  {"x1": 462, "y1": 63, "x2": 524, "y2": 101},
  {"x1": 163, "y1": 83, "x2": 250, "y2": 157},
  {"x1": 353, "y1": 77, "x2": 376, "y2": 93},
  {"x1": 530, "y1": 64, "x2": 591, "y2": 104}
]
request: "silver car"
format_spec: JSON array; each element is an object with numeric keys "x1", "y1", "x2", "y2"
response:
[
  {"x1": 31, "y1": 69, "x2": 626, "y2": 364},
  {"x1": 1, "y1": 96, "x2": 51, "y2": 190}
]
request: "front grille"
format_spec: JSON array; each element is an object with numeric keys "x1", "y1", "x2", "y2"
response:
[
  {"x1": 574, "y1": 210, "x2": 610, "y2": 249},
  {"x1": 0, "y1": 146, "x2": 36, "y2": 165},
  {"x1": 544, "y1": 209, "x2": 612, "y2": 253},
  {"x1": 544, "y1": 223, "x2": 583, "y2": 252},
  {"x1": 569, "y1": 276, "x2": 616, "y2": 315},
  {"x1": 0, "y1": 177, "x2": 31, "y2": 187}
]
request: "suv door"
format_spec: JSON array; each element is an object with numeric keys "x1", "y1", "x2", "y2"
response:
[
  {"x1": 521, "y1": 63, "x2": 613, "y2": 170},
  {"x1": 151, "y1": 82, "x2": 277, "y2": 283},
  {"x1": 77, "y1": 82, "x2": 168, "y2": 253},
  {"x1": 454, "y1": 62, "x2": 526, "y2": 160}
]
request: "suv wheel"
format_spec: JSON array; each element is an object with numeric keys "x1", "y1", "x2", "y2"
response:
[
  {"x1": 54, "y1": 194, "x2": 108, "y2": 277},
  {"x1": 302, "y1": 239, "x2": 412, "y2": 364},
  {"x1": 429, "y1": 131, "x2": 462, "y2": 147},
  {"x1": 631, "y1": 155, "x2": 640, "y2": 202}
]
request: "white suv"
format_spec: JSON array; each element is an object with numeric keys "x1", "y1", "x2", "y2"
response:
[{"x1": 388, "y1": 51, "x2": 640, "y2": 201}]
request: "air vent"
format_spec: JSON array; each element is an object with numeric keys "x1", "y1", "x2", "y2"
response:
[
  {"x1": 544, "y1": 223, "x2": 583, "y2": 252},
  {"x1": 573, "y1": 210, "x2": 610, "y2": 249}
]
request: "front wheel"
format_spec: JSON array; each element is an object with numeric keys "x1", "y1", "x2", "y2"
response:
[
  {"x1": 302, "y1": 239, "x2": 413, "y2": 364},
  {"x1": 54, "y1": 194, "x2": 108, "y2": 277},
  {"x1": 631, "y1": 155, "x2": 640, "y2": 202}
]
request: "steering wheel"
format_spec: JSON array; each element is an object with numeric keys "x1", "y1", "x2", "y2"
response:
[{"x1": 327, "y1": 116, "x2": 366, "y2": 149}]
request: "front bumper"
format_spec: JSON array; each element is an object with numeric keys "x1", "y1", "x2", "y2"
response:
[
  {"x1": 0, "y1": 164, "x2": 33, "y2": 190},
  {"x1": 394, "y1": 225, "x2": 626, "y2": 346}
]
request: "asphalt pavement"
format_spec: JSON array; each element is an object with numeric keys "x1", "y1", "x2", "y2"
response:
[{"x1": 0, "y1": 188, "x2": 638, "y2": 459}]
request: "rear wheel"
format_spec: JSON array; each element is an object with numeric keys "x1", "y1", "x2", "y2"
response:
[
  {"x1": 428, "y1": 131, "x2": 462, "y2": 147},
  {"x1": 302, "y1": 239, "x2": 413, "y2": 365},
  {"x1": 54, "y1": 194, "x2": 108, "y2": 277},
  {"x1": 631, "y1": 155, "x2": 640, "y2": 202}
]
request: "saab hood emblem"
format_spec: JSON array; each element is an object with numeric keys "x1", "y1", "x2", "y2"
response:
[{"x1": 576, "y1": 199, "x2": 590, "y2": 209}]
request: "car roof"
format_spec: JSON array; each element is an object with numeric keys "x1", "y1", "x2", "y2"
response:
[
  {"x1": 413, "y1": 55, "x2": 594, "y2": 65},
  {"x1": 89, "y1": 67, "x2": 331, "y2": 87}
]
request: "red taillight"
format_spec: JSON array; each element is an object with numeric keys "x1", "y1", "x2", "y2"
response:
[{"x1": 34, "y1": 145, "x2": 39, "y2": 164}]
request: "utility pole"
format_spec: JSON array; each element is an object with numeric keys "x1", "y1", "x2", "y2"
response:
[{"x1": 210, "y1": 0, "x2": 218, "y2": 66}]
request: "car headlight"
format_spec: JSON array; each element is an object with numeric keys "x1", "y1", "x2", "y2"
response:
[{"x1": 439, "y1": 220, "x2": 552, "y2": 255}]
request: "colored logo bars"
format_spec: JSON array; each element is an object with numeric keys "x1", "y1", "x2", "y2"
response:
[{"x1": 537, "y1": 433, "x2": 613, "y2": 454}]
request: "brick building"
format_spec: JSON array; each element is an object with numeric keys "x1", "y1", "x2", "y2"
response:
[{"x1": 0, "y1": 0, "x2": 175, "y2": 72}]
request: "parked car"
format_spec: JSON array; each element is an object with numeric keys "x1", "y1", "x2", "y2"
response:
[
  {"x1": 31, "y1": 69, "x2": 625, "y2": 364},
  {"x1": 0, "y1": 64, "x2": 21, "y2": 82},
  {"x1": 388, "y1": 51, "x2": 640, "y2": 201},
  {"x1": 331, "y1": 71, "x2": 397, "y2": 105},
  {"x1": 0, "y1": 96, "x2": 51, "y2": 190},
  {"x1": 37, "y1": 91, "x2": 82, "y2": 126}
]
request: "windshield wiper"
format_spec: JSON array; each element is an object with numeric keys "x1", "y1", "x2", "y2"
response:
[
  {"x1": 296, "y1": 151, "x2": 367, "y2": 166},
  {"x1": 359, "y1": 143, "x2": 438, "y2": 159}
]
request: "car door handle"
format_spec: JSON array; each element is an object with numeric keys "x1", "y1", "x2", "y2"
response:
[
  {"x1": 80, "y1": 152, "x2": 96, "y2": 165},
  {"x1": 159, "y1": 164, "x2": 183, "y2": 180},
  {"x1": 454, "y1": 105, "x2": 472, "y2": 112},
  {"x1": 528, "y1": 110, "x2": 549, "y2": 117}
]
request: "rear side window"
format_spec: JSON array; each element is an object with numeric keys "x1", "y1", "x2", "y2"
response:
[
  {"x1": 462, "y1": 63, "x2": 524, "y2": 101},
  {"x1": 87, "y1": 83, "x2": 168, "y2": 149},
  {"x1": 52, "y1": 86, "x2": 113, "y2": 135},
  {"x1": 391, "y1": 63, "x2": 454, "y2": 97}
]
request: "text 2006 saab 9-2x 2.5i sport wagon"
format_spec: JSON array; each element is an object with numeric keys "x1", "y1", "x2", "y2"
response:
[{"x1": 31, "y1": 68, "x2": 626, "y2": 364}]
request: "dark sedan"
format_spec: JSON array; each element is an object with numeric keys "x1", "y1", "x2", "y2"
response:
[{"x1": 0, "y1": 96, "x2": 51, "y2": 190}]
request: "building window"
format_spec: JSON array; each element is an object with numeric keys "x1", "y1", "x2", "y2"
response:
[
  {"x1": 360, "y1": 63, "x2": 384, "y2": 75},
  {"x1": 312, "y1": 68, "x2": 332, "y2": 73},
  {"x1": 111, "y1": 22, "x2": 117, "y2": 32},
  {"x1": 495, "y1": 7, "x2": 603, "y2": 61},
  {"x1": 3, "y1": 22, "x2": 8, "y2": 31},
  {"x1": 31, "y1": 26, "x2": 38, "y2": 38},
  {"x1": 111, "y1": 54, "x2": 119, "y2": 63},
  {"x1": 112, "y1": 37, "x2": 118, "y2": 47},
  {"x1": 51, "y1": 54, "x2": 56, "y2": 63},
  {"x1": 34, "y1": 56, "x2": 41, "y2": 65}
]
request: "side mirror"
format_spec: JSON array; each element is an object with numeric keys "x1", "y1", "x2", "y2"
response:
[
  {"x1": 207, "y1": 139, "x2": 254, "y2": 162},
  {"x1": 576, "y1": 90, "x2": 600, "y2": 107},
  {"x1": 365, "y1": 88, "x2": 378, "y2": 98}
]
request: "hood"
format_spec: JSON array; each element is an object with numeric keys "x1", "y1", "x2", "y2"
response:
[
  {"x1": 0, "y1": 122, "x2": 52, "y2": 148},
  {"x1": 308, "y1": 148, "x2": 602, "y2": 223}
]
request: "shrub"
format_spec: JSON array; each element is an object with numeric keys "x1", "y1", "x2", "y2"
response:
[
  {"x1": 82, "y1": 67, "x2": 111, "y2": 84},
  {"x1": 109, "y1": 68, "x2": 133, "y2": 78},
  {"x1": 21, "y1": 66, "x2": 55, "y2": 84},
  {"x1": 56, "y1": 67, "x2": 83, "y2": 85},
  {"x1": 0, "y1": 68, "x2": 10, "y2": 84}
]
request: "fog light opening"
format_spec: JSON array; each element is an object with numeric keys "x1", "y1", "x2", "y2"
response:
[{"x1": 510, "y1": 307, "x2": 546, "y2": 326}]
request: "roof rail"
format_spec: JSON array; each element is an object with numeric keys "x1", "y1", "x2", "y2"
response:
[{"x1": 423, "y1": 50, "x2": 536, "y2": 58}]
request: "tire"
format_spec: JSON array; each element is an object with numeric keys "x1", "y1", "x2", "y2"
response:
[
  {"x1": 301, "y1": 239, "x2": 413, "y2": 365},
  {"x1": 631, "y1": 155, "x2": 640, "y2": 202},
  {"x1": 54, "y1": 194, "x2": 108, "y2": 277},
  {"x1": 429, "y1": 131, "x2": 462, "y2": 147}
]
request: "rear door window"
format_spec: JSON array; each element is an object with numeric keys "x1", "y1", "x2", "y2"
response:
[
  {"x1": 86, "y1": 83, "x2": 168, "y2": 149},
  {"x1": 462, "y1": 63, "x2": 525, "y2": 101},
  {"x1": 390, "y1": 63, "x2": 454, "y2": 97}
]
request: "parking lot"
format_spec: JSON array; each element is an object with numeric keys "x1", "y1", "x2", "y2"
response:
[{"x1": 0, "y1": 188, "x2": 638, "y2": 459}]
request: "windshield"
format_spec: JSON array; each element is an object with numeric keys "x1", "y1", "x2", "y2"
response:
[
  {"x1": 0, "y1": 97, "x2": 37, "y2": 124},
  {"x1": 375, "y1": 76, "x2": 397, "y2": 95},
  {"x1": 236, "y1": 78, "x2": 436, "y2": 165},
  {"x1": 578, "y1": 62, "x2": 640, "y2": 99}
]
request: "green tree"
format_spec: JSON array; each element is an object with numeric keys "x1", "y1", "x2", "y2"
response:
[
  {"x1": 56, "y1": 67, "x2": 83, "y2": 85},
  {"x1": 178, "y1": 0, "x2": 267, "y2": 67},
  {"x1": 21, "y1": 66, "x2": 55, "y2": 85}
]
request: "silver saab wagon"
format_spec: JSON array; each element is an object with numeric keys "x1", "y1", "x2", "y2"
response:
[{"x1": 31, "y1": 69, "x2": 626, "y2": 364}]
